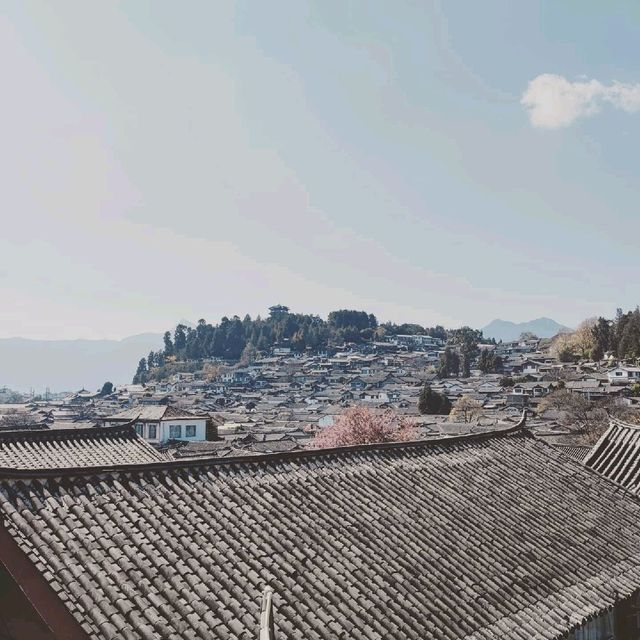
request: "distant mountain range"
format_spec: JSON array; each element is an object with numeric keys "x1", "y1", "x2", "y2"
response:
[
  {"x1": 0, "y1": 333, "x2": 163, "y2": 394},
  {"x1": 481, "y1": 318, "x2": 571, "y2": 342}
]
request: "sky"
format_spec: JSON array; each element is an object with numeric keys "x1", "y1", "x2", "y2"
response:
[{"x1": 1, "y1": 1, "x2": 640, "y2": 340}]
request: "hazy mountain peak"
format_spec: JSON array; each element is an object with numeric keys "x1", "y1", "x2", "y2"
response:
[{"x1": 482, "y1": 318, "x2": 571, "y2": 342}]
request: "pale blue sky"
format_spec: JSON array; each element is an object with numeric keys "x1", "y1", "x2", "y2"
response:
[{"x1": 2, "y1": 1, "x2": 640, "y2": 339}]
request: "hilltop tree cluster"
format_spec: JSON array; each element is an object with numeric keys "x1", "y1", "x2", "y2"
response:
[
  {"x1": 435, "y1": 327, "x2": 489, "y2": 379},
  {"x1": 551, "y1": 307, "x2": 640, "y2": 363},
  {"x1": 133, "y1": 306, "x2": 457, "y2": 383}
]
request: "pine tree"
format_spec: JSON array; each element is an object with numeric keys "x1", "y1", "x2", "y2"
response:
[
  {"x1": 163, "y1": 331, "x2": 174, "y2": 357},
  {"x1": 132, "y1": 358, "x2": 147, "y2": 384},
  {"x1": 418, "y1": 384, "x2": 452, "y2": 415},
  {"x1": 438, "y1": 348, "x2": 460, "y2": 378}
]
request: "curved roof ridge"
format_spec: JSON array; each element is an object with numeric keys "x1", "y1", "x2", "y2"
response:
[
  {"x1": 0, "y1": 411, "x2": 528, "y2": 480},
  {"x1": 609, "y1": 416, "x2": 640, "y2": 431}
]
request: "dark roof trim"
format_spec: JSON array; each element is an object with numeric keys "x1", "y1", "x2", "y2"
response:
[
  {"x1": 0, "y1": 421, "x2": 138, "y2": 444},
  {"x1": 0, "y1": 523, "x2": 89, "y2": 640},
  {"x1": 0, "y1": 412, "x2": 528, "y2": 480}
]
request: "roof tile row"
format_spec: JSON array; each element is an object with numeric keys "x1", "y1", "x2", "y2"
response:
[{"x1": 1, "y1": 429, "x2": 640, "y2": 638}]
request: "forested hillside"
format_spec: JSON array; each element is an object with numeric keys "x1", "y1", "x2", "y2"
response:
[{"x1": 133, "y1": 305, "x2": 449, "y2": 383}]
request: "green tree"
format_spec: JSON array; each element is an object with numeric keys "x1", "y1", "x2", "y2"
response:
[
  {"x1": 163, "y1": 331, "x2": 174, "y2": 357},
  {"x1": 174, "y1": 324, "x2": 187, "y2": 353},
  {"x1": 590, "y1": 317, "x2": 611, "y2": 361},
  {"x1": 98, "y1": 381, "x2": 114, "y2": 396},
  {"x1": 618, "y1": 309, "x2": 640, "y2": 359},
  {"x1": 132, "y1": 358, "x2": 147, "y2": 384},
  {"x1": 225, "y1": 316, "x2": 246, "y2": 359},
  {"x1": 449, "y1": 327, "x2": 482, "y2": 377},
  {"x1": 418, "y1": 384, "x2": 452, "y2": 415},
  {"x1": 478, "y1": 350, "x2": 503, "y2": 374},
  {"x1": 438, "y1": 347, "x2": 460, "y2": 378}
]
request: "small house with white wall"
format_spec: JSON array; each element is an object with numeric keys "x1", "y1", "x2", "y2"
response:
[
  {"x1": 608, "y1": 366, "x2": 640, "y2": 385},
  {"x1": 511, "y1": 381, "x2": 555, "y2": 398},
  {"x1": 103, "y1": 405, "x2": 209, "y2": 444}
]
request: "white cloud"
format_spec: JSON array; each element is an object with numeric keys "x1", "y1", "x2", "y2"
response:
[
  {"x1": 521, "y1": 74, "x2": 640, "y2": 129},
  {"x1": 606, "y1": 81, "x2": 640, "y2": 113}
]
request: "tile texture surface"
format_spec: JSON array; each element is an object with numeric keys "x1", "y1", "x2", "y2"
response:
[{"x1": 2, "y1": 430, "x2": 640, "y2": 639}]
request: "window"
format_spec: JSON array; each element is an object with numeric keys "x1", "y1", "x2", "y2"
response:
[
  {"x1": 169, "y1": 425, "x2": 181, "y2": 439},
  {"x1": 148, "y1": 424, "x2": 157, "y2": 439},
  {"x1": 135, "y1": 423, "x2": 144, "y2": 437},
  {"x1": 185, "y1": 425, "x2": 196, "y2": 437}
]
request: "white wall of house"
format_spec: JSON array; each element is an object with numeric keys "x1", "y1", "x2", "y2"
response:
[
  {"x1": 608, "y1": 368, "x2": 640, "y2": 385},
  {"x1": 160, "y1": 418, "x2": 207, "y2": 442},
  {"x1": 361, "y1": 392, "x2": 389, "y2": 402},
  {"x1": 125, "y1": 418, "x2": 207, "y2": 443},
  {"x1": 318, "y1": 415, "x2": 335, "y2": 428}
]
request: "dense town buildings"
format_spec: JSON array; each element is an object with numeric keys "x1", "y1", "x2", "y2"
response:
[
  {"x1": 1, "y1": 334, "x2": 640, "y2": 455},
  {"x1": 0, "y1": 335, "x2": 640, "y2": 637}
]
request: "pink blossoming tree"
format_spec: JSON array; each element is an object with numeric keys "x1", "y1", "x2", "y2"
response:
[{"x1": 310, "y1": 406, "x2": 418, "y2": 448}]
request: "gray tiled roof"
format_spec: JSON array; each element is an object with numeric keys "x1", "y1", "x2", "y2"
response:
[
  {"x1": 106, "y1": 405, "x2": 208, "y2": 421},
  {"x1": 2, "y1": 428, "x2": 640, "y2": 638},
  {"x1": 550, "y1": 443, "x2": 592, "y2": 462},
  {"x1": 0, "y1": 424, "x2": 166, "y2": 469},
  {"x1": 584, "y1": 418, "x2": 640, "y2": 491}
]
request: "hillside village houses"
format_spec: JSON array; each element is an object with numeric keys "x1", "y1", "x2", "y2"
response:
[{"x1": 3, "y1": 333, "x2": 640, "y2": 458}]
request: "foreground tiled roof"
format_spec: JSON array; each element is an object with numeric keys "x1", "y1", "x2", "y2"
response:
[
  {"x1": 0, "y1": 424, "x2": 166, "y2": 469},
  {"x1": 584, "y1": 417, "x2": 640, "y2": 492},
  {"x1": 2, "y1": 424, "x2": 640, "y2": 638}
]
